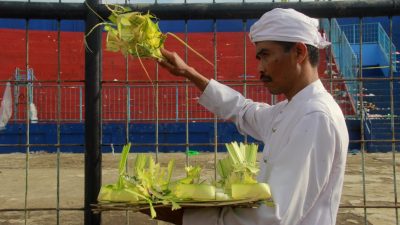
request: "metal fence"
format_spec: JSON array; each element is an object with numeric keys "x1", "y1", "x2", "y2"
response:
[
  {"x1": 0, "y1": 1, "x2": 399, "y2": 225},
  {"x1": 0, "y1": 81, "x2": 352, "y2": 122}
]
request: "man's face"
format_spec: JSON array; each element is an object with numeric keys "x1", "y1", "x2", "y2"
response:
[{"x1": 255, "y1": 41, "x2": 299, "y2": 96}]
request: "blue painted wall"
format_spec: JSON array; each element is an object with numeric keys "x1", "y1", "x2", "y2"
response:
[
  {"x1": 0, "y1": 122, "x2": 256, "y2": 153},
  {"x1": 0, "y1": 121, "x2": 362, "y2": 153},
  {"x1": 351, "y1": 43, "x2": 391, "y2": 76},
  {"x1": 0, "y1": 19, "x2": 257, "y2": 33}
]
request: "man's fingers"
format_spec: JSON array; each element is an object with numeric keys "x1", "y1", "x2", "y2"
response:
[
  {"x1": 160, "y1": 48, "x2": 175, "y2": 62},
  {"x1": 160, "y1": 48, "x2": 168, "y2": 55},
  {"x1": 158, "y1": 59, "x2": 175, "y2": 71},
  {"x1": 159, "y1": 48, "x2": 176, "y2": 67},
  {"x1": 159, "y1": 48, "x2": 188, "y2": 78}
]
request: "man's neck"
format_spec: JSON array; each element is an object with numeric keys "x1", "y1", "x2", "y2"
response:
[{"x1": 286, "y1": 67, "x2": 319, "y2": 101}]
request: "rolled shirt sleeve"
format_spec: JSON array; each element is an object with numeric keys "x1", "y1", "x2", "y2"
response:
[{"x1": 198, "y1": 79, "x2": 274, "y2": 141}]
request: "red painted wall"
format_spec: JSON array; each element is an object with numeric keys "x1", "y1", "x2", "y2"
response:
[{"x1": 0, "y1": 29, "x2": 354, "y2": 121}]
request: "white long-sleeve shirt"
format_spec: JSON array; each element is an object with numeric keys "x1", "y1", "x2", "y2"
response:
[{"x1": 183, "y1": 79, "x2": 349, "y2": 225}]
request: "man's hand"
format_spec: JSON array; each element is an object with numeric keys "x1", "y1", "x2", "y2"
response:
[
  {"x1": 140, "y1": 207, "x2": 184, "y2": 225},
  {"x1": 158, "y1": 48, "x2": 193, "y2": 78},
  {"x1": 157, "y1": 48, "x2": 210, "y2": 92}
]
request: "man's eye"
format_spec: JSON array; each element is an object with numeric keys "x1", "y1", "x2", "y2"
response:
[
  {"x1": 260, "y1": 52, "x2": 269, "y2": 58},
  {"x1": 256, "y1": 52, "x2": 269, "y2": 60}
]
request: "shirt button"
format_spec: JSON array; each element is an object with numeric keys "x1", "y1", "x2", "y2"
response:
[{"x1": 272, "y1": 128, "x2": 277, "y2": 133}]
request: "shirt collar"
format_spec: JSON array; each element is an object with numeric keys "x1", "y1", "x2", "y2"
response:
[{"x1": 290, "y1": 79, "x2": 326, "y2": 104}]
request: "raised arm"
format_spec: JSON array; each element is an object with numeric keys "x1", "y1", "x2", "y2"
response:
[{"x1": 158, "y1": 48, "x2": 209, "y2": 92}]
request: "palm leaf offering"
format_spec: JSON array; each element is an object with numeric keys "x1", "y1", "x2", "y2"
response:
[
  {"x1": 218, "y1": 142, "x2": 273, "y2": 208},
  {"x1": 102, "y1": 5, "x2": 166, "y2": 60},
  {"x1": 96, "y1": 142, "x2": 272, "y2": 218},
  {"x1": 86, "y1": 3, "x2": 213, "y2": 82}
]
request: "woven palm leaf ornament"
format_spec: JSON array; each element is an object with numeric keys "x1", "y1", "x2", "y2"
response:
[{"x1": 85, "y1": 3, "x2": 214, "y2": 83}]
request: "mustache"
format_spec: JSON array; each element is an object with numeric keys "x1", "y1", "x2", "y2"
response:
[{"x1": 260, "y1": 74, "x2": 272, "y2": 82}]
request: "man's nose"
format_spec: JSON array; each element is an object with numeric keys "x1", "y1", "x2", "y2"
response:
[{"x1": 257, "y1": 62, "x2": 264, "y2": 73}]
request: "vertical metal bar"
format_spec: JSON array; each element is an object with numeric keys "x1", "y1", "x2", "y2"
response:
[
  {"x1": 126, "y1": 56, "x2": 130, "y2": 143},
  {"x1": 61, "y1": 87, "x2": 64, "y2": 121},
  {"x1": 213, "y1": 19, "x2": 218, "y2": 180},
  {"x1": 328, "y1": 18, "x2": 335, "y2": 112},
  {"x1": 184, "y1": 0, "x2": 188, "y2": 168},
  {"x1": 326, "y1": 18, "x2": 333, "y2": 97},
  {"x1": 155, "y1": 57, "x2": 160, "y2": 162},
  {"x1": 271, "y1": 93, "x2": 276, "y2": 105},
  {"x1": 24, "y1": 18, "x2": 30, "y2": 225},
  {"x1": 133, "y1": 86, "x2": 136, "y2": 121},
  {"x1": 149, "y1": 85, "x2": 152, "y2": 121},
  {"x1": 56, "y1": 18, "x2": 61, "y2": 225},
  {"x1": 84, "y1": 0, "x2": 102, "y2": 224},
  {"x1": 48, "y1": 85, "x2": 51, "y2": 121},
  {"x1": 125, "y1": 49, "x2": 130, "y2": 225},
  {"x1": 28, "y1": 69, "x2": 33, "y2": 107},
  {"x1": 175, "y1": 85, "x2": 179, "y2": 122},
  {"x1": 184, "y1": 0, "x2": 189, "y2": 169},
  {"x1": 243, "y1": 19, "x2": 248, "y2": 144},
  {"x1": 358, "y1": 18, "x2": 368, "y2": 225},
  {"x1": 121, "y1": 0, "x2": 131, "y2": 215},
  {"x1": 99, "y1": 35, "x2": 104, "y2": 225},
  {"x1": 185, "y1": 20, "x2": 189, "y2": 165},
  {"x1": 80, "y1": 87, "x2": 83, "y2": 122},
  {"x1": 388, "y1": 16, "x2": 399, "y2": 225},
  {"x1": 14, "y1": 68, "x2": 18, "y2": 121}
]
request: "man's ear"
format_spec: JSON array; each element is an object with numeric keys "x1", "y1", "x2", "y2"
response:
[{"x1": 294, "y1": 42, "x2": 308, "y2": 64}]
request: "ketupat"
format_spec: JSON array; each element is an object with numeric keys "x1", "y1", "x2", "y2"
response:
[
  {"x1": 171, "y1": 165, "x2": 217, "y2": 201},
  {"x1": 98, "y1": 143, "x2": 179, "y2": 218},
  {"x1": 217, "y1": 142, "x2": 271, "y2": 200},
  {"x1": 98, "y1": 143, "x2": 142, "y2": 203},
  {"x1": 98, "y1": 143, "x2": 211, "y2": 217},
  {"x1": 232, "y1": 183, "x2": 271, "y2": 200},
  {"x1": 174, "y1": 183, "x2": 216, "y2": 200},
  {"x1": 98, "y1": 142, "x2": 272, "y2": 218},
  {"x1": 98, "y1": 184, "x2": 139, "y2": 202}
]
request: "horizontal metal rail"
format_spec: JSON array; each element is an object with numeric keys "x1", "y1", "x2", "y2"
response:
[
  {"x1": 0, "y1": 0, "x2": 400, "y2": 20},
  {"x1": 2, "y1": 204, "x2": 399, "y2": 212},
  {"x1": 0, "y1": 207, "x2": 84, "y2": 212},
  {"x1": 1, "y1": 140, "x2": 399, "y2": 149},
  {"x1": 1, "y1": 77, "x2": 399, "y2": 84},
  {"x1": 340, "y1": 205, "x2": 400, "y2": 209}
]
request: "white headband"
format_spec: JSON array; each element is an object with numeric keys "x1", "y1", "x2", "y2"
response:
[{"x1": 249, "y1": 8, "x2": 330, "y2": 49}]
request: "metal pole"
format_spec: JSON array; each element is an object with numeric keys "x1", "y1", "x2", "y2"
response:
[
  {"x1": 2, "y1": 1, "x2": 400, "y2": 20},
  {"x1": 24, "y1": 18, "x2": 30, "y2": 225},
  {"x1": 357, "y1": 18, "x2": 368, "y2": 225},
  {"x1": 185, "y1": 20, "x2": 189, "y2": 166},
  {"x1": 388, "y1": 16, "x2": 399, "y2": 225},
  {"x1": 56, "y1": 17, "x2": 61, "y2": 225},
  {"x1": 243, "y1": 19, "x2": 248, "y2": 144},
  {"x1": 84, "y1": 0, "x2": 101, "y2": 224},
  {"x1": 213, "y1": 19, "x2": 218, "y2": 181}
]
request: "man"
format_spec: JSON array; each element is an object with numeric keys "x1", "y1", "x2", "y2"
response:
[{"x1": 151, "y1": 8, "x2": 349, "y2": 225}]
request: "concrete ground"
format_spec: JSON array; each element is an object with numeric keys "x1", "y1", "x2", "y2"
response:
[{"x1": 0, "y1": 152, "x2": 399, "y2": 225}]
